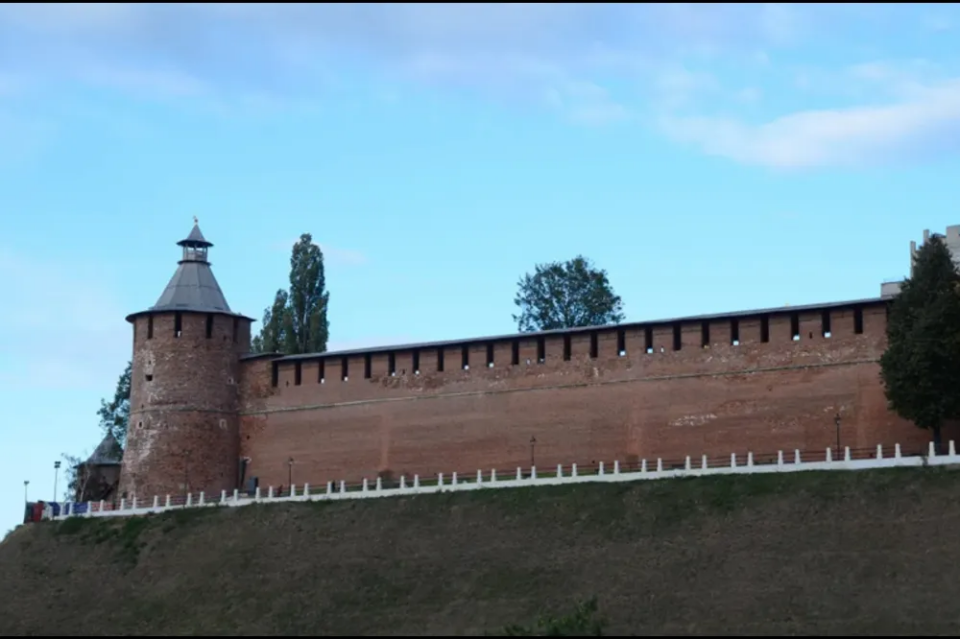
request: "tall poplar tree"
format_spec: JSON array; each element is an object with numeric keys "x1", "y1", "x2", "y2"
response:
[
  {"x1": 880, "y1": 234, "x2": 960, "y2": 452},
  {"x1": 251, "y1": 233, "x2": 330, "y2": 355}
]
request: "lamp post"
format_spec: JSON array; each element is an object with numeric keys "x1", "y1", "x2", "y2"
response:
[
  {"x1": 24, "y1": 480, "x2": 29, "y2": 504},
  {"x1": 287, "y1": 457, "x2": 294, "y2": 492},
  {"x1": 834, "y1": 413, "x2": 841, "y2": 457},
  {"x1": 529, "y1": 436, "x2": 537, "y2": 468},
  {"x1": 53, "y1": 460, "x2": 61, "y2": 502}
]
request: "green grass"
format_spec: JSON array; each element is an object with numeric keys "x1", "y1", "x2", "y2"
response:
[{"x1": 4, "y1": 466, "x2": 960, "y2": 635}]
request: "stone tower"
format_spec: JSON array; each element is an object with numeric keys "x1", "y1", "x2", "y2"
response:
[{"x1": 119, "y1": 222, "x2": 254, "y2": 502}]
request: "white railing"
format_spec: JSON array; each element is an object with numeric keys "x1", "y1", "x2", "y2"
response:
[{"x1": 50, "y1": 440, "x2": 958, "y2": 521}]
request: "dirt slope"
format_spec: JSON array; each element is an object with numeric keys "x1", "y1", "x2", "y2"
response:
[{"x1": 2, "y1": 467, "x2": 960, "y2": 636}]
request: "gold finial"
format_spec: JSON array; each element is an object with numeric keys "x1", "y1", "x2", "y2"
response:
[{"x1": 193, "y1": 215, "x2": 198, "y2": 225}]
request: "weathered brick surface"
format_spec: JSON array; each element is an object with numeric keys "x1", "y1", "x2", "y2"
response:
[
  {"x1": 120, "y1": 311, "x2": 252, "y2": 501},
  {"x1": 237, "y1": 302, "x2": 950, "y2": 491}
]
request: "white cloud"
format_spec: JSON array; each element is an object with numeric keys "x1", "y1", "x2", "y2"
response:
[
  {"x1": 659, "y1": 79, "x2": 960, "y2": 169},
  {"x1": 2, "y1": 4, "x2": 960, "y2": 166}
]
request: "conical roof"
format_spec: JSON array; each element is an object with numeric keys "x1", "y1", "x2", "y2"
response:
[
  {"x1": 126, "y1": 222, "x2": 254, "y2": 322},
  {"x1": 85, "y1": 432, "x2": 123, "y2": 466},
  {"x1": 178, "y1": 222, "x2": 212, "y2": 247}
]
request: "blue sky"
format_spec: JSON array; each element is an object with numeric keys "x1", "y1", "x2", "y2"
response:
[{"x1": 1, "y1": 3, "x2": 959, "y2": 533}]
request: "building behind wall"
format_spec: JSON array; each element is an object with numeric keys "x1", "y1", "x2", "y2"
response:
[
  {"x1": 118, "y1": 222, "x2": 955, "y2": 502},
  {"x1": 880, "y1": 225, "x2": 960, "y2": 296}
]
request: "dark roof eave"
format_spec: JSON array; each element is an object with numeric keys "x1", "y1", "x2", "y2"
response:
[
  {"x1": 125, "y1": 308, "x2": 256, "y2": 323},
  {"x1": 274, "y1": 295, "x2": 894, "y2": 363}
]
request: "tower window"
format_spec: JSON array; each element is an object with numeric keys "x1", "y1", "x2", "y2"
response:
[
  {"x1": 563, "y1": 335, "x2": 572, "y2": 361},
  {"x1": 589, "y1": 333, "x2": 598, "y2": 358},
  {"x1": 700, "y1": 322, "x2": 710, "y2": 348},
  {"x1": 294, "y1": 361, "x2": 302, "y2": 386},
  {"x1": 206, "y1": 314, "x2": 214, "y2": 339},
  {"x1": 232, "y1": 317, "x2": 239, "y2": 343},
  {"x1": 147, "y1": 316, "x2": 154, "y2": 340},
  {"x1": 461, "y1": 345, "x2": 469, "y2": 370},
  {"x1": 730, "y1": 319, "x2": 740, "y2": 346},
  {"x1": 511, "y1": 340, "x2": 520, "y2": 366},
  {"x1": 760, "y1": 316, "x2": 770, "y2": 343},
  {"x1": 174, "y1": 312, "x2": 182, "y2": 338},
  {"x1": 536, "y1": 336, "x2": 546, "y2": 363},
  {"x1": 341, "y1": 357, "x2": 348, "y2": 381},
  {"x1": 364, "y1": 354, "x2": 372, "y2": 379},
  {"x1": 854, "y1": 307, "x2": 864, "y2": 334},
  {"x1": 486, "y1": 343, "x2": 494, "y2": 368},
  {"x1": 617, "y1": 329, "x2": 626, "y2": 356},
  {"x1": 412, "y1": 349, "x2": 421, "y2": 375},
  {"x1": 317, "y1": 359, "x2": 325, "y2": 383},
  {"x1": 790, "y1": 313, "x2": 800, "y2": 341},
  {"x1": 437, "y1": 348, "x2": 445, "y2": 372},
  {"x1": 821, "y1": 310, "x2": 832, "y2": 338},
  {"x1": 644, "y1": 327, "x2": 653, "y2": 354},
  {"x1": 672, "y1": 323, "x2": 681, "y2": 351},
  {"x1": 388, "y1": 352, "x2": 396, "y2": 376},
  {"x1": 271, "y1": 362, "x2": 279, "y2": 387}
]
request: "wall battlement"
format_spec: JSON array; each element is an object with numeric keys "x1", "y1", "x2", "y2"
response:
[{"x1": 253, "y1": 298, "x2": 883, "y2": 408}]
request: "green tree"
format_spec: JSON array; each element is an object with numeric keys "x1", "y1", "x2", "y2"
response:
[
  {"x1": 494, "y1": 597, "x2": 606, "y2": 636},
  {"x1": 251, "y1": 290, "x2": 289, "y2": 353},
  {"x1": 513, "y1": 256, "x2": 625, "y2": 332},
  {"x1": 97, "y1": 361, "x2": 131, "y2": 448},
  {"x1": 880, "y1": 234, "x2": 960, "y2": 452},
  {"x1": 251, "y1": 234, "x2": 330, "y2": 355}
]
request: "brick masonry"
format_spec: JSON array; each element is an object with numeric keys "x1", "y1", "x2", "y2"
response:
[
  {"x1": 120, "y1": 311, "x2": 252, "y2": 500},
  {"x1": 234, "y1": 301, "x2": 954, "y2": 494}
]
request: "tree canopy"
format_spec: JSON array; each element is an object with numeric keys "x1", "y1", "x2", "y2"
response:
[
  {"x1": 880, "y1": 234, "x2": 960, "y2": 450},
  {"x1": 252, "y1": 233, "x2": 330, "y2": 355},
  {"x1": 97, "y1": 360, "x2": 131, "y2": 448},
  {"x1": 513, "y1": 256, "x2": 625, "y2": 332}
]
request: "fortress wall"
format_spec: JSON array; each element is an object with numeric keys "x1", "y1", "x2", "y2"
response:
[{"x1": 238, "y1": 301, "x2": 929, "y2": 490}]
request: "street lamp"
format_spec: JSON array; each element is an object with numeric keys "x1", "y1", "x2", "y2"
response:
[
  {"x1": 834, "y1": 413, "x2": 841, "y2": 457},
  {"x1": 53, "y1": 460, "x2": 61, "y2": 502},
  {"x1": 529, "y1": 436, "x2": 537, "y2": 468},
  {"x1": 23, "y1": 480, "x2": 29, "y2": 504}
]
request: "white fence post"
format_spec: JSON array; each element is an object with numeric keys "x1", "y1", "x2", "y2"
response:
[
  {"x1": 895, "y1": 444, "x2": 902, "y2": 459},
  {"x1": 747, "y1": 452, "x2": 754, "y2": 467},
  {"x1": 825, "y1": 447, "x2": 832, "y2": 463},
  {"x1": 571, "y1": 464, "x2": 577, "y2": 478},
  {"x1": 794, "y1": 450, "x2": 801, "y2": 465},
  {"x1": 730, "y1": 453, "x2": 737, "y2": 468},
  {"x1": 556, "y1": 464, "x2": 563, "y2": 478},
  {"x1": 164, "y1": 496, "x2": 170, "y2": 508},
  {"x1": 233, "y1": 489, "x2": 239, "y2": 504},
  {"x1": 684, "y1": 456, "x2": 691, "y2": 471},
  {"x1": 199, "y1": 492, "x2": 205, "y2": 506},
  {"x1": 530, "y1": 467, "x2": 536, "y2": 480},
  {"x1": 844, "y1": 447, "x2": 851, "y2": 462},
  {"x1": 153, "y1": 496, "x2": 159, "y2": 509},
  {"x1": 598, "y1": 462, "x2": 605, "y2": 476},
  {"x1": 777, "y1": 451, "x2": 784, "y2": 467},
  {"x1": 613, "y1": 461, "x2": 620, "y2": 475}
]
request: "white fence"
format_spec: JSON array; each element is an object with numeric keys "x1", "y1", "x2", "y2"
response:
[{"x1": 50, "y1": 440, "x2": 959, "y2": 521}]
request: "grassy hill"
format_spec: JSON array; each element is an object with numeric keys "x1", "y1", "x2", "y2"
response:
[{"x1": 3, "y1": 467, "x2": 960, "y2": 636}]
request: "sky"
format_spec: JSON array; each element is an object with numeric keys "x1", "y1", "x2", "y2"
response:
[{"x1": 1, "y1": 3, "x2": 960, "y2": 534}]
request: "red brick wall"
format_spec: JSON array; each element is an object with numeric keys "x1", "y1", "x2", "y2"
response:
[
  {"x1": 238, "y1": 301, "x2": 943, "y2": 490},
  {"x1": 121, "y1": 311, "x2": 252, "y2": 501}
]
